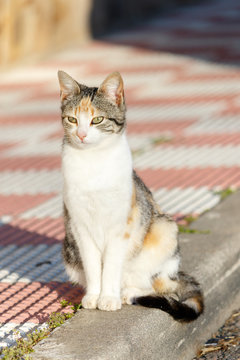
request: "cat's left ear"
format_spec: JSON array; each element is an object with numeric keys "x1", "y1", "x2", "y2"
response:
[
  {"x1": 98, "y1": 72, "x2": 124, "y2": 107},
  {"x1": 58, "y1": 70, "x2": 80, "y2": 102}
]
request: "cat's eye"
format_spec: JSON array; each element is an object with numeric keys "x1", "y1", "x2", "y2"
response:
[
  {"x1": 67, "y1": 116, "x2": 77, "y2": 124},
  {"x1": 91, "y1": 116, "x2": 104, "y2": 125}
]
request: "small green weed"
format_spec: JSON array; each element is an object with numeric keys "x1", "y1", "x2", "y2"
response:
[
  {"x1": 60, "y1": 299, "x2": 70, "y2": 308},
  {"x1": 47, "y1": 311, "x2": 74, "y2": 330},
  {"x1": 49, "y1": 300, "x2": 81, "y2": 329},
  {"x1": 151, "y1": 136, "x2": 172, "y2": 145},
  {"x1": 0, "y1": 328, "x2": 49, "y2": 360},
  {"x1": 0, "y1": 300, "x2": 82, "y2": 360},
  {"x1": 71, "y1": 303, "x2": 82, "y2": 312},
  {"x1": 178, "y1": 225, "x2": 210, "y2": 234},
  {"x1": 182, "y1": 215, "x2": 197, "y2": 225},
  {"x1": 60, "y1": 299, "x2": 82, "y2": 312},
  {"x1": 178, "y1": 214, "x2": 210, "y2": 234},
  {"x1": 215, "y1": 187, "x2": 236, "y2": 201},
  {"x1": 132, "y1": 149, "x2": 145, "y2": 158},
  {"x1": 132, "y1": 135, "x2": 172, "y2": 159}
]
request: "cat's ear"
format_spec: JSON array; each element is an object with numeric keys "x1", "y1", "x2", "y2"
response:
[
  {"x1": 98, "y1": 72, "x2": 124, "y2": 107},
  {"x1": 57, "y1": 70, "x2": 80, "y2": 101}
]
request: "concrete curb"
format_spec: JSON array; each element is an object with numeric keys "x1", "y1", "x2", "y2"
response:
[{"x1": 32, "y1": 192, "x2": 240, "y2": 360}]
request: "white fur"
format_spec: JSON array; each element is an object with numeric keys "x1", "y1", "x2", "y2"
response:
[
  {"x1": 63, "y1": 128, "x2": 180, "y2": 310},
  {"x1": 63, "y1": 133, "x2": 133, "y2": 310},
  {"x1": 64, "y1": 264, "x2": 86, "y2": 287}
]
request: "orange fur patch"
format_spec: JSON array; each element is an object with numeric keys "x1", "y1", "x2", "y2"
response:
[
  {"x1": 127, "y1": 185, "x2": 137, "y2": 225},
  {"x1": 186, "y1": 296, "x2": 204, "y2": 313},
  {"x1": 128, "y1": 204, "x2": 139, "y2": 224},
  {"x1": 80, "y1": 97, "x2": 90, "y2": 111},
  {"x1": 78, "y1": 97, "x2": 96, "y2": 117},
  {"x1": 143, "y1": 224, "x2": 159, "y2": 248},
  {"x1": 153, "y1": 277, "x2": 177, "y2": 294},
  {"x1": 153, "y1": 278, "x2": 166, "y2": 293},
  {"x1": 124, "y1": 232, "x2": 130, "y2": 239},
  {"x1": 131, "y1": 185, "x2": 136, "y2": 207},
  {"x1": 143, "y1": 219, "x2": 177, "y2": 253},
  {"x1": 127, "y1": 215, "x2": 132, "y2": 225}
]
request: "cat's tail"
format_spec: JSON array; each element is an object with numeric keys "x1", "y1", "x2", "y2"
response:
[{"x1": 135, "y1": 271, "x2": 204, "y2": 322}]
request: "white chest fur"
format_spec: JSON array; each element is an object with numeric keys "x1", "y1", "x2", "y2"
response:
[{"x1": 62, "y1": 134, "x2": 133, "y2": 249}]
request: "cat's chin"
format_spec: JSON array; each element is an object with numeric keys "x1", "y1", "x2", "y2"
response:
[
  {"x1": 69, "y1": 134, "x2": 120, "y2": 151},
  {"x1": 72, "y1": 139, "x2": 99, "y2": 150},
  {"x1": 75, "y1": 142, "x2": 93, "y2": 149}
]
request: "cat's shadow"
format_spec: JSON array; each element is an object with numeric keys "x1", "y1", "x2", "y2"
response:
[{"x1": 0, "y1": 223, "x2": 84, "y2": 325}]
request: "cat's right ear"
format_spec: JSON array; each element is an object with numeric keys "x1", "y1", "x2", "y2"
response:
[
  {"x1": 57, "y1": 70, "x2": 80, "y2": 102},
  {"x1": 97, "y1": 72, "x2": 124, "y2": 107}
]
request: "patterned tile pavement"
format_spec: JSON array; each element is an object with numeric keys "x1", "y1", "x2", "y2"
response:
[{"x1": 0, "y1": 0, "x2": 240, "y2": 350}]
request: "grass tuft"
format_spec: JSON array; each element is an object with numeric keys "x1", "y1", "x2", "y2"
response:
[
  {"x1": 0, "y1": 300, "x2": 82, "y2": 360},
  {"x1": 214, "y1": 187, "x2": 236, "y2": 201},
  {"x1": 178, "y1": 225, "x2": 210, "y2": 234},
  {"x1": 0, "y1": 328, "x2": 50, "y2": 360},
  {"x1": 178, "y1": 214, "x2": 210, "y2": 234},
  {"x1": 47, "y1": 312, "x2": 74, "y2": 330},
  {"x1": 151, "y1": 135, "x2": 172, "y2": 145}
]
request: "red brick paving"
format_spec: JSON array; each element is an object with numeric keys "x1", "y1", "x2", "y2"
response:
[{"x1": 0, "y1": 194, "x2": 55, "y2": 217}]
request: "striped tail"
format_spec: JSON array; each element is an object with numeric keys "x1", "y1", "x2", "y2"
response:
[{"x1": 135, "y1": 272, "x2": 204, "y2": 323}]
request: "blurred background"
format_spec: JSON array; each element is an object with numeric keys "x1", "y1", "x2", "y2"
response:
[
  {"x1": 0, "y1": 0, "x2": 240, "y2": 358},
  {"x1": 0, "y1": 0, "x2": 199, "y2": 67}
]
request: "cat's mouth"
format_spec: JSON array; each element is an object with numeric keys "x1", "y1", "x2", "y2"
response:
[
  {"x1": 76, "y1": 140, "x2": 88, "y2": 147},
  {"x1": 74, "y1": 135, "x2": 88, "y2": 144},
  {"x1": 73, "y1": 136, "x2": 94, "y2": 148}
]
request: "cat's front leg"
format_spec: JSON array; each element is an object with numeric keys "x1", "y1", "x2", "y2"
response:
[
  {"x1": 82, "y1": 294, "x2": 99, "y2": 310},
  {"x1": 98, "y1": 236, "x2": 127, "y2": 311},
  {"x1": 81, "y1": 250, "x2": 101, "y2": 309},
  {"x1": 75, "y1": 231, "x2": 102, "y2": 310}
]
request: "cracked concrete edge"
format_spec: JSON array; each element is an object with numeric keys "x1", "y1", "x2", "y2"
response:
[{"x1": 31, "y1": 192, "x2": 240, "y2": 360}]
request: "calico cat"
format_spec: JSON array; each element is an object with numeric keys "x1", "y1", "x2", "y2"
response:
[{"x1": 58, "y1": 70, "x2": 204, "y2": 322}]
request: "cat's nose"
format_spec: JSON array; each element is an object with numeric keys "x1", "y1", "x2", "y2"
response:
[{"x1": 77, "y1": 131, "x2": 87, "y2": 142}]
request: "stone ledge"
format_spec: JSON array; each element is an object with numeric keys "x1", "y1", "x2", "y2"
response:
[{"x1": 32, "y1": 192, "x2": 240, "y2": 360}]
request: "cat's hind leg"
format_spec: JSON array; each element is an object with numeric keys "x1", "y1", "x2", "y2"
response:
[
  {"x1": 121, "y1": 214, "x2": 179, "y2": 305},
  {"x1": 136, "y1": 271, "x2": 204, "y2": 322},
  {"x1": 121, "y1": 287, "x2": 151, "y2": 305},
  {"x1": 62, "y1": 235, "x2": 86, "y2": 288},
  {"x1": 121, "y1": 259, "x2": 179, "y2": 305},
  {"x1": 121, "y1": 266, "x2": 155, "y2": 305},
  {"x1": 64, "y1": 264, "x2": 86, "y2": 287}
]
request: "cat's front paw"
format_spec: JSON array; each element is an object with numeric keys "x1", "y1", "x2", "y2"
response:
[
  {"x1": 82, "y1": 294, "x2": 99, "y2": 309},
  {"x1": 98, "y1": 296, "x2": 122, "y2": 311}
]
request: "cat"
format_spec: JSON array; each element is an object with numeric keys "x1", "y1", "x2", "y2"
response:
[{"x1": 58, "y1": 70, "x2": 204, "y2": 322}]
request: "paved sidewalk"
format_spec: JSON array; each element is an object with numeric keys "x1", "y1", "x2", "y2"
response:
[
  {"x1": 31, "y1": 191, "x2": 240, "y2": 360},
  {"x1": 0, "y1": 0, "x2": 240, "y2": 352}
]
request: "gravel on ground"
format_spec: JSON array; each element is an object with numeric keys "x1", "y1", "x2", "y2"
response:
[{"x1": 194, "y1": 309, "x2": 240, "y2": 360}]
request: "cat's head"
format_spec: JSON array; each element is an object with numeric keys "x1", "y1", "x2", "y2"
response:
[{"x1": 57, "y1": 71, "x2": 126, "y2": 149}]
